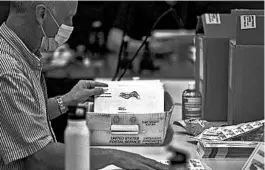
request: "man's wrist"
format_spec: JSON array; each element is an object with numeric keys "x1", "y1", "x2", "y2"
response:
[{"x1": 55, "y1": 96, "x2": 68, "y2": 114}]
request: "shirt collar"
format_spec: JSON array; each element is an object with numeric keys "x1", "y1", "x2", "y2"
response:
[{"x1": 0, "y1": 22, "x2": 42, "y2": 70}]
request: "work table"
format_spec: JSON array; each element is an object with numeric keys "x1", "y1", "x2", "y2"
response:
[{"x1": 91, "y1": 79, "x2": 247, "y2": 170}]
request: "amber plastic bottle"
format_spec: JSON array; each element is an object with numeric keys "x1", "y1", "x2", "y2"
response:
[{"x1": 182, "y1": 82, "x2": 202, "y2": 120}]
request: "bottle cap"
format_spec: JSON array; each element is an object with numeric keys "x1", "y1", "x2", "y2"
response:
[
  {"x1": 124, "y1": 35, "x2": 130, "y2": 42},
  {"x1": 67, "y1": 106, "x2": 87, "y2": 120},
  {"x1": 132, "y1": 77, "x2": 140, "y2": 80},
  {"x1": 92, "y1": 21, "x2": 102, "y2": 28},
  {"x1": 188, "y1": 82, "x2": 195, "y2": 90}
]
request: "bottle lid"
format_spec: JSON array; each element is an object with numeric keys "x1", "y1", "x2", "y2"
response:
[
  {"x1": 124, "y1": 35, "x2": 130, "y2": 42},
  {"x1": 92, "y1": 21, "x2": 102, "y2": 28},
  {"x1": 132, "y1": 77, "x2": 140, "y2": 80},
  {"x1": 67, "y1": 106, "x2": 87, "y2": 120},
  {"x1": 188, "y1": 82, "x2": 195, "y2": 90}
]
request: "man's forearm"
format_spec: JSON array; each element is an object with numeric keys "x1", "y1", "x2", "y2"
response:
[{"x1": 25, "y1": 142, "x2": 114, "y2": 170}]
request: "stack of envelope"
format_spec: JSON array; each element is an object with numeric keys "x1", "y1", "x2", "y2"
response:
[
  {"x1": 197, "y1": 140, "x2": 261, "y2": 158},
  {"x1": 94, "y1": 80, "x2": 164, "y2": 114},
  {"x1": 194, "y1": 120, "x2": 265, "y2": 141}
]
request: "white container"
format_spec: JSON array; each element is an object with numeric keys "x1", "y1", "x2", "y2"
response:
[
  {"x1": 87, "y1": 92, "x2": 174, "y2": 146},
  {"x1": 65, "y1": 106, "x2": 90, "y2": 170}
]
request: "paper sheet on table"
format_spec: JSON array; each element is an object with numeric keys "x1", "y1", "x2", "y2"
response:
[
  {"x1": 100, "y1": 160, "x2": 169, "y2": 170},
  {"x1": 100, "y1": 159, "x2": 212, "y2": 170},
  {"x1": 94, "y1": 80, "x2": 164, "y2": 113}
]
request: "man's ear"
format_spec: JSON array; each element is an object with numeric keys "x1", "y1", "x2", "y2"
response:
[{"x1": 35, "y1": 4, "x2": 47, "y2": 25}]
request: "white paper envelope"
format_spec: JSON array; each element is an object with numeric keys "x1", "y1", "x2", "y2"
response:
[{"x1": 94, "y1": 85, "x2": 164, "y2": 113}]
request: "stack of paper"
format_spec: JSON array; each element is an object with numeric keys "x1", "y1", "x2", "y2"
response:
[
  {"x1": 197, "y1": 141, "x2": 261, "y2": 158},
  {"x1": 194, "y1": 120, "x2": 265, "y2": 141},
  {"x1": 242, "y1": 143, "x2": 265, "y2": 170},
  {"x1": 94, "y1": 80, "x2": 164, "y2": 113},
  {"x1": 232, "y1": 125, "x2": 264, "y2": 142}
]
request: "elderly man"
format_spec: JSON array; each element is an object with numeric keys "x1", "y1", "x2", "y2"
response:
[{"x1": 0, "y1": 1, "x2": 169, "y2": 170}]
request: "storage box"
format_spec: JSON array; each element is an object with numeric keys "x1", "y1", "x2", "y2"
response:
[
  {"x1": 228, "y1": 40, "x2": 264, "y2": 125},
  {"x1": 235, "y1": 15, "x2": 264, "y2": 45},
  {"x1": 231, "y1": 9, "x2": 264, "y2": 42},
  {"x1": 86, "y1": 92, "x2": 174, "y2": 146},
  {"x1": 228, "y1": 13, "x2": 264, "y2": 125},
  {"x1": 195, "y1": 14, "x2": 233, "y2": 121}
]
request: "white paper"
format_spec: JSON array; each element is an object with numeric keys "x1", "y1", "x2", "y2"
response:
[{"x1": 100, "y1": 160, "x2": 170, "y2": 170}]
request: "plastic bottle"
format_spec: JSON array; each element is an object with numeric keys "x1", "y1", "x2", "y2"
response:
[
  {"x1": 65, "y1": 106, "x2": 90, "y2": 170},
  {"x1": 182, "y1": 82, "x2": 202, "y2": 120},
  {"x1": 122, "y1": 35, "x2": 129, "y2": 60},
  {"x1": 139, "y1": 36, "x2": 159, "y2": 73},
  {"x1": 120, "y1": 36, "x2": 133, "y2": 71},
  {"x1": 89, "y1": 21, "x2": 104, "y2": 53},
  {"x1": 89, "y1": 21, "x2": 105, "y2": 62}
]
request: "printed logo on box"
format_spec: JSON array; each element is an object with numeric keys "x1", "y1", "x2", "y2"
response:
[
  {"x1": 205, "y1": 14, "x2": 221, "y2": 24},
  {"x1": 241, "y1": 15, "x2": 256, "y2": 30}
]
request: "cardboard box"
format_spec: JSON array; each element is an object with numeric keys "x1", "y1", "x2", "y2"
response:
[
  {"x1": 231, "y1": 9, "x2": 264, "y2": 42},
  {"x1": 235, "y1": 15, "x2": 264, "y2": 45},
  {"x1": 228, "y1": 13, "x2": 264, "y2": 125},
  {"x1": 195, "y1": 14, "x2": 232, "y2": 121},
  {"x1": 86, "y1": 92, "x2": 173, "y2": 146},
  {"x1": 228, "y1": 40, "x2": 264, "y2": 125}
]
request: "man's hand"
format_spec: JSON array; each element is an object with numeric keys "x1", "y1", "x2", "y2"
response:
[
  {"x1": 63, "y1": 80, "x2": 108, "y2": 106},
  {"x1": 111, "y1": 149, "x2": 169, "y2": 170}
]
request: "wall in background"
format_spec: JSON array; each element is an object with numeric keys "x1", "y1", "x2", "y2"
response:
[
  {"x1": 67, "y1": 2, "x2": 121, "y2": 51},
  {"x1": 0, "y1": 1, "x2": 10, "y2": 25}
]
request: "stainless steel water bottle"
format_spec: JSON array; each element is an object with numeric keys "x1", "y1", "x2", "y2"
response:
[{"x1": 65, "y1": 106, "x2": 90, "y2": 170}]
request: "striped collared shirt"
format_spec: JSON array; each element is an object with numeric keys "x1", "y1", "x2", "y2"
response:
[{"x1": 0, "y1": 23, "x2": 56, "y2": 170}]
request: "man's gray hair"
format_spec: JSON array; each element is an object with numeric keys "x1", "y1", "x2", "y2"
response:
[{"x1": 10, "y1": 1, "x2": 56, "y2": 14}]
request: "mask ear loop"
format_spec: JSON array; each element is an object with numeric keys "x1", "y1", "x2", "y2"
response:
[
  {"x1": 47, "y1": 8, "x2": 60, "y2": 28},
  {"x1": 40, "y1": 24, "x2": 47, "y2": 37},
  {"x1": 40, "y1": 23, "x2": 50, "y2": 51}
]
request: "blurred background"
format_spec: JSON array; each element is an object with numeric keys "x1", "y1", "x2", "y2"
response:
[
  {"x1": 0, "y1": 1, "x2": 263, "y2": 142},
  {"x1": 1, "y1": 1, "x2": 263, "y2": 81}
]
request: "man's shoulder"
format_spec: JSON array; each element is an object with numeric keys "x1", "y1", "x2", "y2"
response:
[
  {"x1": 0, "y1": 39, "x2": 21, "y2": 75},
  {"x1": 0, "y1": 56, "x2": 21, "y2": 76}
]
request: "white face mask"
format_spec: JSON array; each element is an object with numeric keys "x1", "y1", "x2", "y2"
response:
[{"x1": 40, "y1": 9, "x2": 74, "y2": 52}]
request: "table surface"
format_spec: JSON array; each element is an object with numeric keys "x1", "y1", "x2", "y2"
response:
[
  {"x1": 91, "y1": 79, "x2": 247, "y2": 170},
  {"x1": 92, "y1": 123, "x2": 247, "y2": 170}
]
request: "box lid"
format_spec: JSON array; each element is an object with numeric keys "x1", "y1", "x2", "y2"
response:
[
  {"x1": 196, "y1": 14, "x2": 233, "y2": 38},
  {"x1": 231, "y1": 9, "x2": 264, "y2": 16}
]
